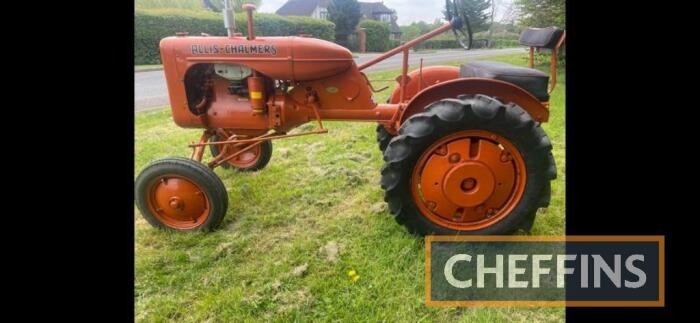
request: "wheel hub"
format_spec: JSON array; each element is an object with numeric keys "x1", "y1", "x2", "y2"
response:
[
  {"x1": 148, "y1": 176, "x2": 209, "y2": 227},
  {"x1": 411, "y1": 130, "x2": 526, "y2": 230},
  {"x1": 443, "y1": 162, "x2": 495, "y2": 207},
  {"x1": 168, "y1": 196, "x2": 184, "y2": 210}
]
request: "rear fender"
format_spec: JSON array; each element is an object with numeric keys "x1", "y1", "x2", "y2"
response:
[
  {"x1": 397, "y1": 77, "x2": 549, "y2": 129},
  {"x1": 387, "y1": 66, "x2": 461, "y2": 104}
]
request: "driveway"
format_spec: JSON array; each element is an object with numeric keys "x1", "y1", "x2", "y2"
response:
[{"x1": 135, "y1": 47, "x2": 525, "y2": 112}]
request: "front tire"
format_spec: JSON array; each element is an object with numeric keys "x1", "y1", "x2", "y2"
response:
[
  {"x1": 380, "y1": 95, "x2": 556, "y2": 236},
  {"x1": 135, "y1": 157, "x2": 228, "y2": 231}
]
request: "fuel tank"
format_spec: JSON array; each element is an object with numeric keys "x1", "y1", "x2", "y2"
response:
[{"x1": 160, "y1": 35, "x2": 354, "y2": 81}]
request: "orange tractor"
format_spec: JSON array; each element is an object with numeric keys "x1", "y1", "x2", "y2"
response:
[{"x1": 135, "y1": 0, "x2": 565, "y2": 235}]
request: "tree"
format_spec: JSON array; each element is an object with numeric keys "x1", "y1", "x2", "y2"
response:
[
  {"x1": 488, "y1": 0, "x2": 497, "y2": 38},
  {"x1": 399, "y1": 21, "x2": 440, "y2": 41},
  {"x1": 513, "y1": 0, "x2": 565, "y2": 28},
  {"x1": 359, "y1": 20, "x2": 391, "y2": 51},
  {"x1": 444, "y1": 0, "x2": 493, "y2": 33},
  {"x1": 328, "y1": 0, "x2": 361, "y2": 47}
]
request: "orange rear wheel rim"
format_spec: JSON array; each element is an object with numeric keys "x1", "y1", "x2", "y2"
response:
[
  {"x1": 220, "y1": 143, "x2": 262, "y2": 168},
  {"x1": 146, "y1": 174, "x2": 210, "y2": 229},
  {"x1": 410, "y1": 130, "x2": 527, "y2": 231},
  {"x1": 214, "y1": 130, "x2": 263, "y2": 169}
]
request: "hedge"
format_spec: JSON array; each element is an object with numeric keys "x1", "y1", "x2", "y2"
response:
[
  {"x1": 135, "y1": 9, "x2": 335, "y2": 65},
  {"x1": 358, "y1": 20, "x2": 390, "y2": 52},
  {"x1": 413, "y1": 38, "x2": 521, "y2": 50},
  {"x1": 398, "y1": 31, "x2": 522, "y2": 51},
  {"x1": 388, "y1": 39, "x2": 400, "y2": 49},
  {"x1": 413, "y1": 39, "x2": 464, "y2": 50}
]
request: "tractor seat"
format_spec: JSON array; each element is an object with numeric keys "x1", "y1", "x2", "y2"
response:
[{"x1": 459, "y1": 61, "x2": 550, "y2": 101}]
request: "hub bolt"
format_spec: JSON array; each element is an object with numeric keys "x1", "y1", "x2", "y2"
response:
[
  {"x1": 500, "y1": 152, "x2": 512, "y2": 162},
  {"x1": 169, "y1": 197, "x2": 183, "y2": 210},
  {"x1": 460, "y1": 178, "x2": 477, "y2": 191},
  {"x1": 436, "y1": 145, "x2": 448, "y2": 155},
  {"x1": 486, "y1": 208, "x2": 497, "y2": 218}
]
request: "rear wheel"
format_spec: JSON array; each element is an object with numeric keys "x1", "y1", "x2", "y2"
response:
[
  {"x1": 380, "y1": 94, "x2": 556, "y2": 235},
  {"x1": 135, "y1": 157, "x2": 228, "y2": 231},
  {"x1": 377, "y1": 97, "x2": 396, "y2": 152},
  {"x1": 376, "y1": 124, "x2": 393, "y2": 152}
]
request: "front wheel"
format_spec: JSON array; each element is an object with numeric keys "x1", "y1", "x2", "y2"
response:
[
  {"x1": 135, "y1": 157, "x2": 228, "y2": 231},
  {"x1": 380, "y1": 94, "x2": 556, "y2": 236}
]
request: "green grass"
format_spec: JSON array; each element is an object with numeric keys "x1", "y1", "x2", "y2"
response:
[
  {"x1": 135, "y1": 64, "x2": 163, "y2": 71},
  {"x1": 135, "y1": 53, "x2": 566, "y2": 322}
]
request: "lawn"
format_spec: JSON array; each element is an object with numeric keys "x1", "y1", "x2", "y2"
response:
[
  {"x1": 135, "y1": 53, "x2": 566, "y2": 322},
  {"x1": 135, "y1": 64, "x2": 163, "y2": 72}
]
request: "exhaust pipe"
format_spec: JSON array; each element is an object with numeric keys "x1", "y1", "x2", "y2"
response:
[{"x1": 223, "y1": 0, "x2": 235, "y2": 37}]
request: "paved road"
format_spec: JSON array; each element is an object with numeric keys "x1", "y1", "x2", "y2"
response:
[{"x1": 135, "y1": 47, "x2": 525, "y2": 112}]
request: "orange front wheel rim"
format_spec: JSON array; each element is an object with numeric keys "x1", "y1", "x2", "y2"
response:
[
  {"x1": 146, "y1": 174, "x2": 210, "y2": 229},
  {"x1": 410, "y1": 130, "x2": 527, "y2": 231}
]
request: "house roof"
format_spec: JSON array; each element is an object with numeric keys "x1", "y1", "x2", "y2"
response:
[
  {"x1": 359, "y1": 2, "x2": 401, "y2": 34},
  {"x1": 277, "y1": 0, "x2": 394, "y2": 17},
  {"x1": 359, "y1": 2, "x2": 393, "y2": 17},
  {"x1": 389, "y1": 21, "x2": 401, "y2": 34},
  {"x1": 275, "y1": 0, "x2": 401, "y2": 34},
  {"x1": 276, "y1": 0, "x2": 329, "y2": 16}
]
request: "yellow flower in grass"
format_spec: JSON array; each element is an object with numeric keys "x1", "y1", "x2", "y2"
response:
[{"x1": 347, "y1": 270, "x2": 359, "y2": 282}]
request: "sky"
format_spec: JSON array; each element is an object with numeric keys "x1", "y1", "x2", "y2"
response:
[{"x1": 258, "y1": 0, "x2": 513, "y2": 26}]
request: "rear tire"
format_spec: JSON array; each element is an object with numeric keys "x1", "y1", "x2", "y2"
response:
[
  {"x1": 380, "y1": 94, "x2": 556, "y2": 236},
  {"x1": 376, "y1": 124, "x2": 393, "y2": 152},
  {"x1": 135, "y1": 157, "x2": 228, "y2": 231},
  {"x1": 376, "y1": 97, "x2": 396, "y2": 152}
]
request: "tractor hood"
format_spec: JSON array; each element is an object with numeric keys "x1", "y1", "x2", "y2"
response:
[{"x1": 160, "y1": 35, "x2": 355, "y2": 81}]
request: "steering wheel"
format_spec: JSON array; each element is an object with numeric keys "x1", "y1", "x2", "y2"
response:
[{"x1": 445, "y1": 0, "x2": 473, "y2": 50}]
